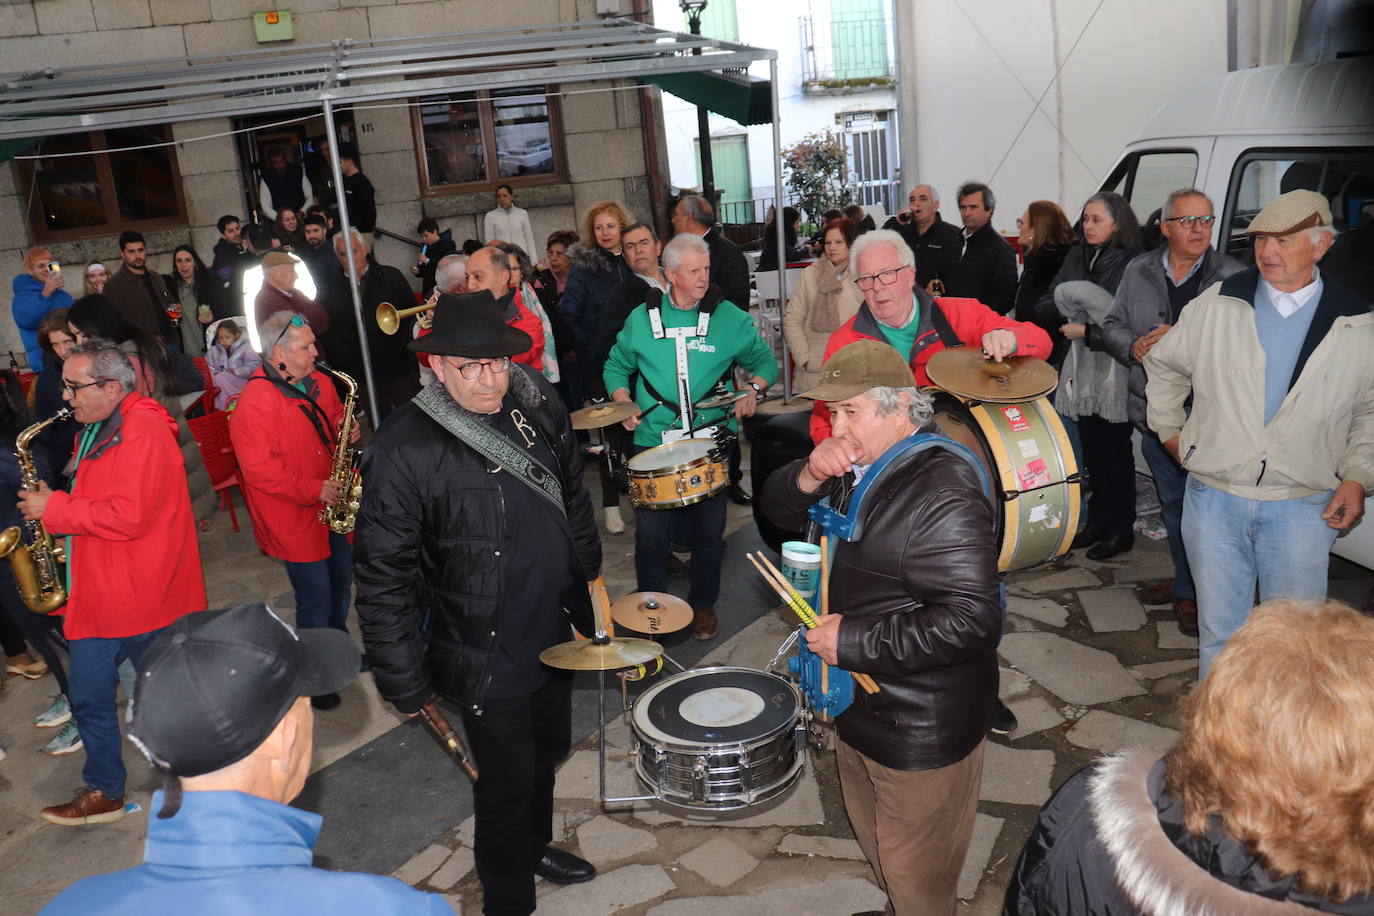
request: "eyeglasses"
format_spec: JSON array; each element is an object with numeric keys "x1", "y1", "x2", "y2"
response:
[
  {"x1": 61, "y1": 378, "x2": 110, "y2": 396},
  {"x1": 1164, "y1": 215, "x2": 1216, "y2": 228},
  {"x1": 273, "y1": 313, "x2": 307, "y2": 350},
  {"x1": 454, "y1": 357, "x2": 512, "y2": 380},
  {"x1": 855, "y1": 266, "x2": 909, "y2": 290},
  {"x1": 1015, "y1": 218, "x2": 1025, "y2": 228}
]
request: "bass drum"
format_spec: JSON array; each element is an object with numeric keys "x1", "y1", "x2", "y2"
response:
[{"x1": 930, "y1": 392, "x2": 1081, "y2": 572}]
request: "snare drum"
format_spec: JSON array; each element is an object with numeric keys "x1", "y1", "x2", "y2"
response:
[
  {"x1": 627, "y1": 440, "x2": 727, "y2": 510},
  {"x1": 930, "y1": 392, "x2": 1081, "y2": 572},
  {"x1": 630, "y1": 667, "x2": 805, "y2": 809}
]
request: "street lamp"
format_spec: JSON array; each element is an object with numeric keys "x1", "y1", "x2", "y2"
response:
[{"x1": 679, "y1": 0, "x2": 715, "y2": 212}]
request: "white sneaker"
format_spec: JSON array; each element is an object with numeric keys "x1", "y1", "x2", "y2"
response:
[
  {"x1": 0, "y1": 745, "x2": 6, "y2": 762},
  {"x1": 604, "y1": 506, "x2": 625, "y2": 534}
]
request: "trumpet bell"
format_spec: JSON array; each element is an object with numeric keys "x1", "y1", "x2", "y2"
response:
[{"x1": 376, "y1": 301, "x2": 432, "y2": 335}]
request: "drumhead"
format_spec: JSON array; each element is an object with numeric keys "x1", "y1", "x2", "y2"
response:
[
  {"x1": 632, "y1": 667, "x2": 800, "y2": 746},
  {"x1": 628, "y1": 439, "x2": 715, "y2": 472}
]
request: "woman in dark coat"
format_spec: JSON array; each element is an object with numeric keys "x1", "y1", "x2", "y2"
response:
[
  {"x1": 1012, "y1": 200, "x2": 1074, "y2": 325},
  {"x1": 163, "y1": 244, "x2": 226, "y2": 356},
  {"x1": 756, "y1": 206, "x2": 809, "y2": 272}
]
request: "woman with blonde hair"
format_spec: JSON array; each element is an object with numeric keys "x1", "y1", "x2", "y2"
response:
[
  {"x1": 782, "y1": 216, "x2": 863, "y2": 392},
  {"x1": 1005, "y1": 598, "x2": 1374, "y2": 914}
]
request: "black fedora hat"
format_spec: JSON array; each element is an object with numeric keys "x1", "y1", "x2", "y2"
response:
[{"x1": 408, "y1": 290, "x2": 533, "y2": 358}]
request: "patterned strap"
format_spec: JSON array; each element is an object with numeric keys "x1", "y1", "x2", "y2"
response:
[{"x1": 413, "y1": 385, "x2": 565, "y2": 517}]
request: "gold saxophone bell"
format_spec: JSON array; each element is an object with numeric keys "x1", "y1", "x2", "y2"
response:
[{"x1": 376, "y1": 301, "x2": 434, "y2": 336}]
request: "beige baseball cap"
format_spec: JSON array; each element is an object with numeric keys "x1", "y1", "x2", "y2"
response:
[
  {"x1": 800, "y1": 339, "x2": 917, "y2": 401},
  {"x1": 1244, "y1": 189, "x2": 1332, "y2": 237}
]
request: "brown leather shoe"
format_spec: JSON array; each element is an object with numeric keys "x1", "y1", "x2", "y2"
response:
[
  {"x1": 692, "y1": 607, "x2": 718, "y2": 640},
  {"x1": 41, "y1": 787, "x2": 127, "y2": 826},
  {"x1": 1175, "y1": 599, "x2": 1199, "y2": 638},
  {"x1": 1136, "y1": 579, "x2": 1175, "y2": 605}
]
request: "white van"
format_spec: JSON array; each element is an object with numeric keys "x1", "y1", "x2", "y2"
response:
[{"x1": 1098, "y1": 56, "x2": 1374, "y2": 569}]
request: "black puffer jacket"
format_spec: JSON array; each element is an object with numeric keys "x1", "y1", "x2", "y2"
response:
[
  {"x1": 761, "y1": 440, "x2": 1001, "y2": 770},
  {"x1": 353, "y1": 367, "x2": 601, "y2": 716},
  {"x1": 1033, "y1": 242, "x2": 1137, "y2": 367},
  {"x1": 1013, "y1": 243, "x2": 1071, "y2": 324},
  {"x1": 560, "y1": 243, "x2": 632, "y2": 385}
]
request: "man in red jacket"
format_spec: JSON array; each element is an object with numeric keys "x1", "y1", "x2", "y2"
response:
[
  {"x1": 18, "y1": 339, "x2": 206, "y2": 826},
  {"x1": 810, "y1": 229, "x2": 1052, "y2": 443},
  {"x1": 465, "y1": 246, "x2": 545, "y2": 371},
  {"x1": 231, "y1": 311, "x2": 358, "y2": 711}
]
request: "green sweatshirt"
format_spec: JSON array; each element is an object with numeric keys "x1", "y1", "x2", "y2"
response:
[{"x1": 603, "y1": 295, "x2": 779, "y2": 448}]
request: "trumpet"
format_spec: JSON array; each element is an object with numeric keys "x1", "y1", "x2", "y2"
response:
[{"x1": 376, "y1": 301, "x2": 433, "y2": 335}]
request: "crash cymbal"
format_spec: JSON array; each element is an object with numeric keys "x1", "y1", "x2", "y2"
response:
[
  {"x1": 611, "y1": 591, "x2": 693, "y2": 635},
  {"x1": 755, "y1": 395, "x2": 814, "y2": 415},
  {"x1": 539, "y1": 636, "x2": 664, "y2": 671},
  {"x1": 570, "y1": 401, "x2": 641, "y2": 430},
  {"x1": 925, "y1": 348, "x2": 1058, "y2": 403},
  {"x1": 694, "y1": 390, "x2": 749, "y2": 412}
]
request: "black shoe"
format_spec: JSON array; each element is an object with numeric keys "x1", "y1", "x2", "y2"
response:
[
  {"x1": 1071, "y1": 524, "x2": 1107, "y2": 550},
  {"x1": 989, "y1": 698, "x2": 1017, "y2": 736},
  {"x1": 534, "y1": 847, "x2": 596, "y2": 885},
  {"x1": 1086, "y1": 533, "x2": 1135, "y2": 561},
  {"x1": 727, "y1": 483, "x2": 752, "y2": 505},
  {"x1": 310, "y1": 692, "x2": 341, "y2": 711}
]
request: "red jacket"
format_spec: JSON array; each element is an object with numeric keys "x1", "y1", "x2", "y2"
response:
[
  {"x1": 810, "y1": 292, "x2": 1052, "y2": 442},
  {"x1": 45, "y1": 393, "x2": 206, "y2": 639},
  {"x1": 230, "y1": 367, "x2": 345, "y2": 563},
  {"x1": 510, "y1": 289, "x2": 545, "y2": 372}
]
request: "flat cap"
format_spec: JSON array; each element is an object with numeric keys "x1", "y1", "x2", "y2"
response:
[
  {"x1": 799, "y1": 339, "x2": 916, "y2": 401},
  {"x1": 1244, "y1": 189, "x2": 1332, "y2": 237},
  {"x1": 261, "y1": 250, "x2": 296, "y2": 269}
]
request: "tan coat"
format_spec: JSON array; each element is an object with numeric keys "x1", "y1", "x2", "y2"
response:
[{"x1": 782, "y1": 258, "x2": 864, "y2": 392}]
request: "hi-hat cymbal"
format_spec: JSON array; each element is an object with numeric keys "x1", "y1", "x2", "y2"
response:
[
  {"x1": 539, "y1": 636, "x2": 664, "y2": 671},
  {"x1": 925, "y1": 348, "x2": 1058, "y2": 403},
  {"x1": 611, "y1": 591, "x2": 693, "y2": 635},
  {"x1": 694, "y1": 390, "x2": 748, "y2": 412},
  {"x1": 570, "y1": 401, "x2": 641, "y2": 430}
]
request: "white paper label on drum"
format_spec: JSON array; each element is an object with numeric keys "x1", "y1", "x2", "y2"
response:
[
  {"x1": 679, "y1": 687, "x2": 766, "y2": 728},
  {"x1": 1017, "y1": 437, "x2": 1040, "y2": 459}
]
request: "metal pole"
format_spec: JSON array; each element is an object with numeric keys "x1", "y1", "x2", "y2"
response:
[
  {"x1": 322, "y1": 98, "x2": 383, "y2": 424},
  {"x1": 770, "y1": 58, "x2": 791, "y2": 401},
  {"x1": 687, "y1": 9, "x2": 716, "y2": 208}
]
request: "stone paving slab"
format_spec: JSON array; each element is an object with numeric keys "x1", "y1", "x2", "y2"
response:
[
  {"x1": 1017, "y1": 567, "x2": 1102, "y2": 594},
  {"x1": 1078, "y1": 587, "x2": 1147, "y2": 633},
  {"x1": 536, "y1": 863, "x2": 676, "y2": 914},
  {"x1": 997, "y1": 632, "x2": 1147, "y2": 705},
  {"x1": 980, "y1": 741, "x2": 1055, "y2": 806},
  {"x1": 678, "y1": 835, "x2": 761, "y2": 887},
  {"x1": 576, "y1": 815, "x2": 658, "y2": 865},
  {"x1": 393, "y1": 843, "x2": 451, "y2": 886},
  {"x1": 776, "y1": 834, "x2": 865, "y2": 860},
  {"x1": 999, "y1": 666, "x2": 1033, "y2": 698},
  {"x1": 1113, "y1": 563, "x2": 1176, "y2": 585},
  {"x1": 958, "y1": 813, "x2": 1005, "y2": 900},
  {"x1": 1006, "y1": 595, "x2": 1069, "y2": 628},
  {"x1": 646, "y1": 878, "x2": 888, "y2": 915},
  {"x1": 1065, "y1": 710, "x2": 1179, "y2": 755},
  {"x1": 1132, "y1": 659, "x2": 1198, "y2": 680},
  {"x1": 428, "y1": 847, "x2": 475, "y2": 891},
  {"x1": 1006, "y1": 696, "x2": 1067, "y2": 740},
  {"x1": 1156, "y1": 620, "x2": 1200, "y2": 650}
]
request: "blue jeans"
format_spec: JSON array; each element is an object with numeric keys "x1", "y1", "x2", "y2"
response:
[
  {"x1": 284, "y1": 532, "x2": 353, "y2": 631},
  {"x1": 635, "y1": 494, "x2": 727, "y2": 611},
  {"x1": 1140, "y1": 432, "x2": 1194, "y2": 601},
  {"x1": 1182, "y1": 477, "x2": 1337, "y2": 676},
  {"x1": 68, "y1": 627, "x2": 166, "y2": 798}
]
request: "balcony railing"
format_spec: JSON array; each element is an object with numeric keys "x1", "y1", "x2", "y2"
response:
[{"x1": 800, "y1": 12, "x2": 895, "y2": 94}]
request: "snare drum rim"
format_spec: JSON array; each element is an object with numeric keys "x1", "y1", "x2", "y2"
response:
[
  {"x1": 627, "y1": 441, "x2": 716, "y2": 474},
  {"x1": 631, "y1": 666, "x2": 803, "y2": 752}
]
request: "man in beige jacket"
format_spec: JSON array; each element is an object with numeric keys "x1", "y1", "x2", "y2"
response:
[{"x1": 1145, "y1": 189, "x2": 1374, "y2": 675}]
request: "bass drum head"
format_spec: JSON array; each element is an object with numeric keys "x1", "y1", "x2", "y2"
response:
[{"x1": 628, "y1": 439, "x2": 715, "y2": 473}]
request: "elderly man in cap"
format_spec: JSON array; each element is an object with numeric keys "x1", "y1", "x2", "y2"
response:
[
  {"x1": 1145, "y1": 189, "x2": 1374, "y2": 674},
  {"x1": 254, "y1": 250, "x2": 330, "y2": 335},
  {"x1": 354, "y1": 290, "x2": 602, "y2": 916},
  {"x1": 39, "y1": 602, "x2": 451, "y2": 915},
  {"x1": 762, "y1": 340, "x2": 1002, "y2": 916}
]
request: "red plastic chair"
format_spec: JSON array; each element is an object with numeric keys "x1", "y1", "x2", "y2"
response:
[
  {"x1": 191, "y1": 357, "x2": 220, "y2": 415},
  {"x1": 187, "y1": 410, "x2": 241, "y2": 532},
  {"x1": 16, "y1": 371, "x2": 37, "y2": 396}
]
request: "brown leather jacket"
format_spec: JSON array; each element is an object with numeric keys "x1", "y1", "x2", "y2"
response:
[{"x1": 762, "y1": 443, "x2": 1001, "y2": 771}]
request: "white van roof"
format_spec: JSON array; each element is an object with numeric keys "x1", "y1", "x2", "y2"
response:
[{"x1": 1132, "y1": 57, "x2": 1374, "y2": 142}]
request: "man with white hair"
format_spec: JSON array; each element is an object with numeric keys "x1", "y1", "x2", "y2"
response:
[
  {"x1": 1145, "y1": 188, "x2": 1374, "y2": 674},
  {"x1": 330, "y1": 228, "x2": 419, "y2": 418},
  {"x1": 762, "y1": 339, "x2": 1001, "y2": 916},
  {"x1": 882, "y1": 183, "x2": 961, "y2": 290},
  {"x1": 253, "y1": 250, "x2": 329, "y2": 334}
]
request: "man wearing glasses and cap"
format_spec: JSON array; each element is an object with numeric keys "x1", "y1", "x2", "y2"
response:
[
  {"x1": 1145, "y1": 188, "x2": 1374, "y2": 674},
  {"x1": 231, "y1": 311, "x2": 359, "y2": 710},
  {"x1": 39, "y1": 601, "x2": 452, "y2": 915},
  {"x1": 354, "y1": 290, "x2": 603, "y2": 915}
]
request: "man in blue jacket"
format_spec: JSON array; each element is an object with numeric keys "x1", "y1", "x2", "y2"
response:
[{"x1": 39, "y1": 601, "x2": 452, "y2": 915}]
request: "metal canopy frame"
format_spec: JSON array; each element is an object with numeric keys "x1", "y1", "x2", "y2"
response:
[{"x1": 0, "y1": 17, "x2": 794, "y2": 415}]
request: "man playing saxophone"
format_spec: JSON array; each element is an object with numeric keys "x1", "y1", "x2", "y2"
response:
[
  {"x1": 230, "y1": 311, "x2": 360, "y2": 711},
  {"x1": 17, "y1": 339, "x2": 206, "y2": 826}
]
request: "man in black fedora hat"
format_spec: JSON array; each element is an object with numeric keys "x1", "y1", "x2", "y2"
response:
[
  {"x1": 40, "y1": 601, "x2": 451, "y2": 914},
  {"x1": 354, "y1": 290, "x2": 603, "y2": 916}
]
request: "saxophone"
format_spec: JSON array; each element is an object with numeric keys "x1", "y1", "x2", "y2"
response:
[
  {"x1": 0, "y1": 408, "x2": 74, "y2": 614},
  {"x1": 315, "y1": 362, "x2": 362, "y2": 534}
]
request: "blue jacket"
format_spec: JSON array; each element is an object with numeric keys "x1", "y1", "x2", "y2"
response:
[
  {"x1": 11, "y1": 274, "x2": 73, "y2": 370},
  {"x1": 40, "y1": 790, "x2": 453, "y2": 915}
]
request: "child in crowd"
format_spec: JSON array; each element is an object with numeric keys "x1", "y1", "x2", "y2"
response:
[{"x1": 205, "y1": 319, "x2": 261, "y2": 409}]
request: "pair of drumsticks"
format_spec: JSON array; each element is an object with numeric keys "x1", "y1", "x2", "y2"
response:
[{"x1": 746, "y1": 542, "x2": 880, "y2": 695}]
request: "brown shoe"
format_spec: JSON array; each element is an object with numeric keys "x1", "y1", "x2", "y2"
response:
[
  {"x1": 40, "y1": 787, "x2": 127, "y2": 826},
  {"x1": 1175, "y1": 599, "x2": 1199, "y2": 638},
  {"x1": 692, "y1": 607, "x2": 718, "y2": 640},
  {"x1": 1137, "y1": 579, "x2": 1175, "y2": 605}
]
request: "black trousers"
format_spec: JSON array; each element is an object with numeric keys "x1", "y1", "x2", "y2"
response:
[
  {"x1": 1078, "y1": 414, "x2": 1137, "y2": 538},
  {"x1": 0, "y1": 583, "x2": 69, "y2": 695},
  {"x1": 461, "y1": 675, "x2": 573, "y2": 916}
]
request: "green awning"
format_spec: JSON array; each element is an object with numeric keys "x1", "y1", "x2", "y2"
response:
[{"x1": 637, "y1": 70, "x2": 772, "y2": 125}]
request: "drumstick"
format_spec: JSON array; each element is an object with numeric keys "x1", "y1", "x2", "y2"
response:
[
  {"x1": 819, "y1": 535, "x2": 830, "y2": 712},
  {"x1": 747, "y1": 553, "x2": 879, "y2": 695}
]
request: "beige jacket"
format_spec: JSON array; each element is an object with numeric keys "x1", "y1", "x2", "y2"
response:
[
  {"x1": 782, "y1": 258, "x2": 864, "y2": 392},
  {"x1": 1145, "y1": 269, "x2": 1374, "y2": 500}
]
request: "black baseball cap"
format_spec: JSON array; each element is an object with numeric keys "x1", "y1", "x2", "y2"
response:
[{"x1": 129, "y1": 602, "x2": 360, "y2": 792}]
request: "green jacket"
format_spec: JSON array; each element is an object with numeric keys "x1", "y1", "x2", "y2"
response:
[{"x1": 603, "y1": 288, "x2": 778, "y2": 448}]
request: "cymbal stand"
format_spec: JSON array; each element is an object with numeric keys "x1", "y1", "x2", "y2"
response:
[{"x1": 596, "y1": 648, "x2": 684, "y2": 809}]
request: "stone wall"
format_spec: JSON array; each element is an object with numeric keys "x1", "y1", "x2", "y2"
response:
[{"x1": 0, "y1": 0, "x2": 663, "y2": 368}]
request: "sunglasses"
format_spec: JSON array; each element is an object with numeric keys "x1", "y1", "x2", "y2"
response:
[{"x1": 273, "y1": 313, "x2": 307, "y2": 350}]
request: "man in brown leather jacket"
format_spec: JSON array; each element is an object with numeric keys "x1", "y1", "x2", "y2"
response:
[{"x1": 762, "y1": 340, "x2": 1001, "y2": 916}]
